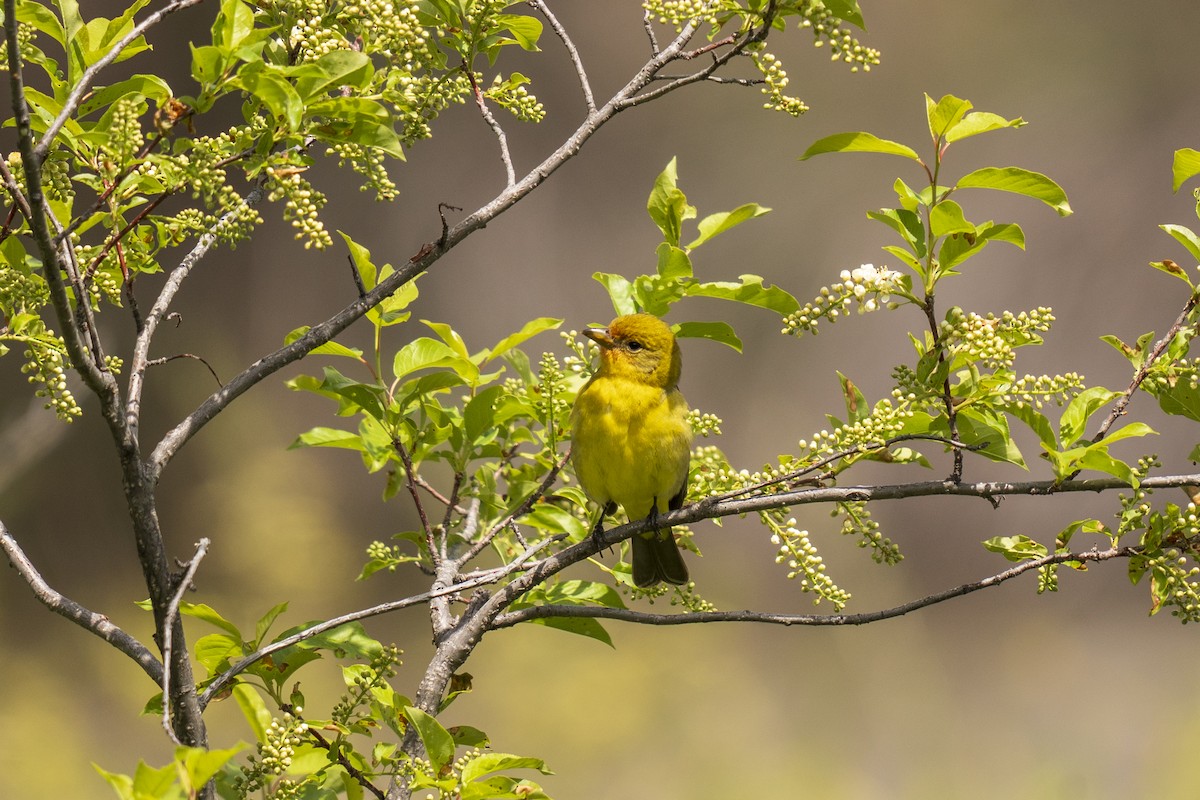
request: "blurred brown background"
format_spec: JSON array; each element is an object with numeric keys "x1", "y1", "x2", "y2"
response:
[{"x1": 4, "y1": 1, "x2": 1200, "y2": 798}]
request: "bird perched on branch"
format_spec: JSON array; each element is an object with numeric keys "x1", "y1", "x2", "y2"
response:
[{"x1": 570, "y1": 313, "x2": 693, "y2": 587}]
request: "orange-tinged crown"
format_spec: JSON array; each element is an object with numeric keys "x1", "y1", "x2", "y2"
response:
[{"x1": 583, "y1": 313, "x2": 682, "y2": 389}]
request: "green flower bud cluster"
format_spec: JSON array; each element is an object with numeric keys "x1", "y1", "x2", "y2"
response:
[
  {"x1": 261, "y1": 712, "x2": 309, "y2": 775},
  {"x1": 770, "y1": 516, "x2": 850, "y2": 609},
  {"x1": 796, "y1": 391, "x2": 916, "y2": 460},
  {"x1": 642, "y1": 0, "x2": 722, "y2": 30},
  {"x1": 838, "y1": 501, "x2": 901, "y2": 565},
  {"x1": 938, "y1": 306, "x2": 1054, "y2": 370},
  {"x1": 667, "y1": 571, "x2": 717, "y2": 612},
  {"x1": 332, "y1": 645, "x2": 403, "y2": 726},
  {"x1": 799, "y1": 0, "x2": 880, "y2": 72},
  {"x1": 686, "y1": 410, "x2": 722, "y2": 437},
  {"x1": 20, "y1": 332, "x2": 82, "y2": 421},
  {"x1": 1144, "y1": 547, "x2": 1200, "y2": 623},
  {"x1": 102, "y1": 96, "x2": 146, "y2": 169},
  {"x1": 1000, "y1": 372, "x2": 1084, "y2": 410},
  {"x1": 534, "y1": 352, "x2": 572, "y2": 433},
  {"x1": 782, "y1": 263, "x2": 904, "y2": 336},
  {"x1": 326, "y1": 141, "x2": 399, "y2": 202},
  {"x1": 484, "y1": 75, "x2": 546, "y2": 123},
  {"x1": 687, "y1": 444, "x2": 744, "y2": 498},
  {"x1": 266, "y1": 167, "x2": 332, "y2": 250},
  {"x1": 752, "y1": 52, "x2": 809, "y2": 116}
]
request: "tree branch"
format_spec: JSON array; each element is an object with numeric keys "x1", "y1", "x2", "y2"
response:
[
  {"x1": 529, "y1": 0, "x2": 595, "y2": 113},
  {"x1": 0, "y1": 519, "x2": 163, "y2": 684},
  {"x1": 1093, "y1": 289, "x2": 1200, "y2": 442},
  {"x1": 160, "y1": 538, "x2": 210, "y2": 745},
  {"x1": 491, "y1": 545, "x2": 1137, "y2": 630}
]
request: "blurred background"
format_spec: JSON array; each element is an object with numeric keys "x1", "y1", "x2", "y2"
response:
[{"x1": 4, "y1": 1, "x2": 1200, "y2": 797}]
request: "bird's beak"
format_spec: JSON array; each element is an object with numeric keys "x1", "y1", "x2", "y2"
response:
[{"x1": 583, "y1": 326, "x2": 614, "y2": 349}]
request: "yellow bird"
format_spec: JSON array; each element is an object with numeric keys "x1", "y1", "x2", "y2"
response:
[{"x1": 570, "y1": 313, "x2": 693, "y2": 587}]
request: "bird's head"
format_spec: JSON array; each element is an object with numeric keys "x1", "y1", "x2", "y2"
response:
[{"x1": 583, "y1": 313, "x2": 682, "y2": 389}]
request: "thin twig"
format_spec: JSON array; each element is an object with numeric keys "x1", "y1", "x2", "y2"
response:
[
  {"x1": 1093, "y1": 290, "x2": 1200, "y2": 441},
  {"x1": 0, "y1": 519, "x2": 163, "y2": 683},
  {"x1": 146, "y1": 353, "x2": 223, "y2": 387},
  {"x1": 466, "y1": 69, "x2": 516, "y2": 187},
  {"x1": 160, "y1": 538, "x2": 210, "y2": 745},
  {"x1": 454, "y1": 448, "x2": 570, "y2": 568},
  {"x1": 492, "y1": 546, "x2": 1136, "y2": 630},
  {"x1": 528, "y1": 0, "x2": 595, "y2": 113}
]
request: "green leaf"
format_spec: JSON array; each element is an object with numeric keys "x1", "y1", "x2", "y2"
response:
[
  {"x1": 486, "y1": 317, "x2": 562, "y2": 363},
  {"x1": 673, "y1": 320, "x2": 742, "y2": 352},
  {"x1": 945, "y1": 111, "x2": 1026, "y2": 143},
  {"x1": 1075, "y1": 447, "x2": 1137, "y2": 485},
  {"x1": 519, "y1": 504, "x2": 589, "y2": 542},
  {"x1": 800, "y1": 131, "x2": 920, "y2": 161},
  {"x1": 252, "y1": 601, "x2": 289, "y2": 647},
  {"x1": 460, "y1": 753, "x2": 552, "y2": 785},
  {"x1": 592, "y1": 272, "x2": 636, "y2": 316},
  {"x1": 1148, "y1": 259, "x2": 1194, "y2": 285},
  {"x1": 289, "y1": 426, "x2": 364, "y2": 451},
  {"x1": 926, "y1": 93, "x2": 973, "y2": 141},
  {"x1": 213, "y1": 0, "x2": 255, "y2": 53},
  {"x1": 78, "y1": 74, "x2": 173, "y2": 117},
  {"x1": 464, "y1": 385, "x2": 504, "y2": 443},
  {"x1": 983, "y1": 534, "x2": 1049, "y2": 562},
  {"x1": 1159, "y1": 224, "x2": 1200, "y2": 264},
  {"x1": 284, "y1": 326, "x2": 364, "y2": 360},
  {"x1": 929, "y1": 199, "x2": 974, "y2": 237},
  {"x1": 526, "y1": 615, "x2": 613, "y2": 646},
  {"x1": 233, "y1": 62, "x2": 302, "y2": 130},
  {"x1": 957, "y1": 407, "x2": 1026, "y2": 468},
  {"x1": 403, "y1": 707, "x2": 455, "y2": 773},
  {"x1": 494, "y1": 14, "x2": 543, "y2": 50},
  {"x1": 233, "y1": 684, "x2": 272, "y2": 742},
  {"x1": 867, "y1": 208, "x2": 926, "y2": 254},
  {"x1": 685, "y1": 203, "x2": 772, "y2": 249},
  {"x1": 647, "y1": 157, "x2": 696, "y2": 247},
  {"x1": 176, "y1": 744, "x2": 245, "y2": 793},
  {"x1": 1172, "y1": 148, "x2": 1200, "y2": 193},
  {"x1": 1058, "y1": 386, "x2": 1120, "y2": 447},
  {"x1": 292, "y1": 49, "x2": 373, "y2": 99},
  {"x1": 684, "y1": 274, "x2": 801, "y2": 315},
  {"x1": 178, "y1": 602, "x2": 243, "y2": 638},
  {"x1": 956, "y1": 167, "x2": 1072, "y2": 216},
  {"x1": 393, "y1": 338, "x2": 478, "y2": 384},
  {"x1": 655, "y1": 243, "x2": 693, "y2": 281}
]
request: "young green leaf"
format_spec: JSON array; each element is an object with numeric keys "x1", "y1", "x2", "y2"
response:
[
  {"x1": 1159, "y1": 224, "x2": 1200, "y2": 264},
  {"x1": 926, "y1": 94, "x2": 973, "y2": 142},
  {"x1": 403, "y1": 707, "x2": 456, "y2": 773},
  {"x1": 673, "y1": 320, "x2": 743, "y2": 352},
  {"x1": 1172, "y1": 148, "x2": 1200, "y2": 193},
  {"x1": 800, "y1": 131, "x2": 920, "y2": 162},
  {"x1": 956, "y1": 167, "x2": 1072, "y2": 216},
  {"x1": 944, "y1": 111, "x2": 1025, "y2": 143},
  {"x1": 686, "y1": 203, "x2": 772, "y2": 250}
]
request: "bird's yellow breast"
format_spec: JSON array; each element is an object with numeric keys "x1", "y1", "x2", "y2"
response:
[{"x1": 571, "y1": 374, "x2": 692, "y2": 520}]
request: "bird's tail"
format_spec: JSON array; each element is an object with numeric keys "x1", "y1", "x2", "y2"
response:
[{"x1": 631, "y1": 530, "x2": 689, "y2": 588}]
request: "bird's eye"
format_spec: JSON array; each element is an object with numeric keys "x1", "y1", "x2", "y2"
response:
[{"x1": 626, "y1": 340, "x2": 643, "y2": 352}]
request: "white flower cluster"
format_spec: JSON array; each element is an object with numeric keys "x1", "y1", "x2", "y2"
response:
[{"x1": 782, "y1": 263, "x2": 905, "y2": 335}]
